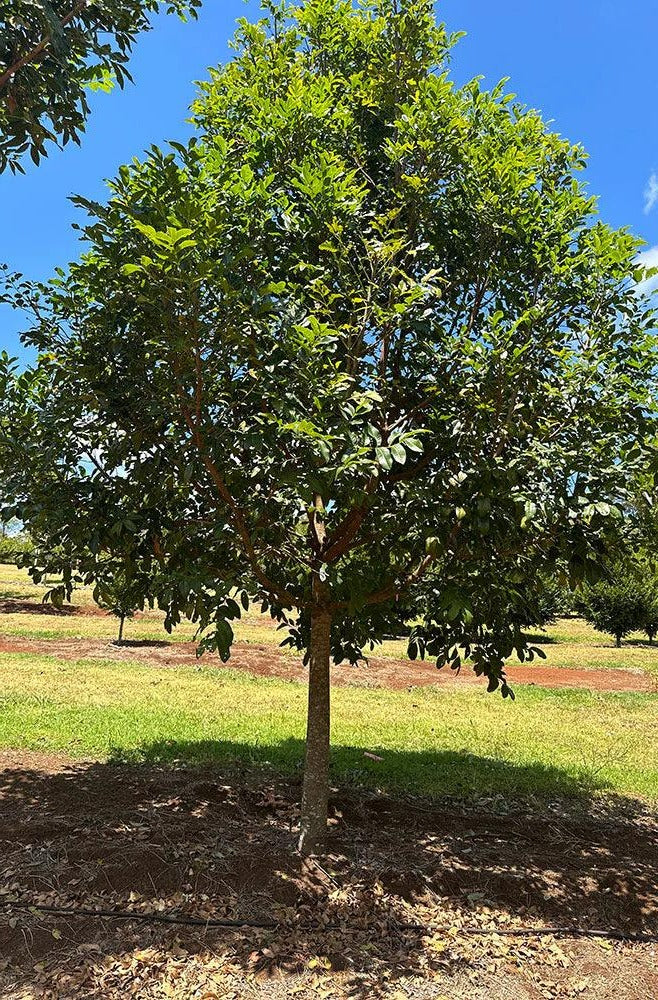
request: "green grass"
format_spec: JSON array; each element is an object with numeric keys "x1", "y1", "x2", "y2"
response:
[
  {"x1": 3, "y1": 565, "x2": 658, "y2": 679},
  {"x1": 0, "y1": 611, "x2": 199, "y2": 643},
  {"x1": 0, "y1": 651, "x2": 656, "y2": 801}
]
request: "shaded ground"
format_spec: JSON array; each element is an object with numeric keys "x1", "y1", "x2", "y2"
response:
[
  {"x1": 0, "y1": 751, "x2": 656, "y2": 998},
  {"x1": 0, "y1": 600, "x2": 107, "y2": 617},
  {"x1": 0, "y1": 633, "x2": 653, "y2": 693}
]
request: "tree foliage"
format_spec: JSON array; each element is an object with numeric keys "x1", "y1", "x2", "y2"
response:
[
  {"x1": 2, "y1": 0, "x2": 657, "y2": 849},
  {"x1": 0, "y1": 521, "x2": 33, "y2": 563},
  {"x1": 581, "y1": 566, "x2": 647, "y2": 647},
  {"x1": 0, "y1": 0, "x2": 200, "y2": 172},
  {"x1": 92, "y1": 562, "x2": 151, "y2": 642},
  {"x1": 3, "y1": 0, "x2": 657, "y2": 681}
]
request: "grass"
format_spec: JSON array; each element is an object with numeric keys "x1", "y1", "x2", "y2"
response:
[
  {"x1": 2, "y1": 565, "x2": 658, "y2": 679},
  {"x1": 0, "y1": 651, "x2": 656, "y2": 801},
  {"x1": 2, "y1": 562, "x2": 657, "y2": 803}
]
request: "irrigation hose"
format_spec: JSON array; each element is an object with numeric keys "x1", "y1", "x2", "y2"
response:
[{"x1": 1, "y1": 899, "x2": 657, "y2": 942}]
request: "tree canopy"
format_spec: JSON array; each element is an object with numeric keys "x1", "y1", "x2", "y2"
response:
[
  {"x1": 0, "y1": 0, "x2": 200, "y2": 172},
  {"x1": 581, "y1": 565, "x2": 648, "y2": 647},
  {"x1": 2, "y1": 0, "x2": 657, "y2": 851}
]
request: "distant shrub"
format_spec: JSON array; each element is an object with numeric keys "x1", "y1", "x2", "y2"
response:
[
  {"x1": 0, "y1": 532, "x2": 34, "y2": 563},
  {"x1": 581, "y1": 571, "x2": 646, "y2": 647}
]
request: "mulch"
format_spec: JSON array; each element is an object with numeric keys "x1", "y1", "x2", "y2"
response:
[{"x1": 0, "y1": 750, "x2": 657, "y2": 998}]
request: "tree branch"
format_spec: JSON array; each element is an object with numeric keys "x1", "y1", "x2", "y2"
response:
[
  {"x1": 308, "y1": 492, "x2": 327, "y2": 555},
  {"x1": 0, "y1": 0, "x2": 88, "y2": 93},
  {"x1": 176, "y1": 391, "x2": 301, "y2": 609},
  {"x1": 360, "y1": 552, "x2": 435, "y2": 608},
  {"x1": 322, "y1": 474, "x2": 378, "y2": 563}
]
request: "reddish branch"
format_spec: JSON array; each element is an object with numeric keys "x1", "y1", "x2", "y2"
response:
[
  {"x1": 322, "y1": 472, "x2": 379, "y2": 563},
  {"x1": 361, "y1": 552, "x2": 435, "y2": 607},
  {"x1": 0, "y1": 0, "x2": 88, "y2": 93}
]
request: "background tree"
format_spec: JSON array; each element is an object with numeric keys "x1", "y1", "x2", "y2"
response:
[
  {"x1": 640, "y1": 580, "x2": 658, "y2": 644},
  {"x1": 580, "y1": 565, "x2": 647, "y2": 647},
  {"x1": 0, "y1": 517, "x2": 33, "y2": 563},
  {"x1": 2, "y1": 0, "x2": 657, "y2": 854},
  {"x1": 92, "y1": 563, "x2": 149, "y2": 642},
  {"x1": 0, "y1": 0, "x2": 200, "y2": 172}
]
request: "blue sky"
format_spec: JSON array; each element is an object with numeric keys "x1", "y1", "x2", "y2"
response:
[{"x1": 2, "y1": 0, "x2": 658, "y2": 363}]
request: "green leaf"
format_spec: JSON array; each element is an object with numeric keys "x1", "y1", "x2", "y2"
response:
[{"x1": 375, "y1": 447, "x2": 393, "y2": 470}]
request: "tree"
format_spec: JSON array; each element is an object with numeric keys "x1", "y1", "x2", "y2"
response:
[
  {"x1": 581, "y1": 567, "x2": 647, "y2": 647},
  {"x1": 93, "y1": 564, "x2": 146, "y2": 642},
  {"x1": 0, "y1": 0, "x2": 200, "y2": 173},
  {"x1": 0, "y1": 518, "x2": 33, "y2": 563},
  {"x1": 641, "y1": 580, "x2": 658, "y2": 644},
  {"x1": 2, "y1": 0, "x2": 657, "y2": 854}
]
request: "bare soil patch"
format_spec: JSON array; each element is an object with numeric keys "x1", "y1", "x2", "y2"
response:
[
  {"x1": 0, "y1": 751, "x2": 656, "y2": 998},
  {"x1": 0, "y1": 634, "x2": 654, "y2": 693}
]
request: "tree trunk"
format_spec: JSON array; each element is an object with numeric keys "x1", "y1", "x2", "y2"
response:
[
  {"x1": 616, "y1": 635, "x2": 621, "y2": 648},
  {"x1": 298, "y1": 602, "x2": 332, "y2": 857},
  {"x1": 118, "y1": 614, "x2": 125, "y2": 643}
]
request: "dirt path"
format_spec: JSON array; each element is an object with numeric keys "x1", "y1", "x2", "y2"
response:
[{"x1": 1, "y1": 633, "x2": 654, "y2": 693}]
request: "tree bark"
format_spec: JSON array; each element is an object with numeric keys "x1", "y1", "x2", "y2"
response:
[
  {"x1": 298, "y1": 600, "x2": 332, "y2": 856},
  {"x1": 118, "y1": 614, "x2": 125, "y2": 643},
  {"x1": 616, "y1": 635, "x2": 621, "y2": 648}
]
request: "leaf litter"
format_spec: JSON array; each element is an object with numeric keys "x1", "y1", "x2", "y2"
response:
[{"x1": 0, "y1": 753, "x2": 656, "y2": 998}]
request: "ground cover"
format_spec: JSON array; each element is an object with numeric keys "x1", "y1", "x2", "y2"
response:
[
  {"x1": 0, "y1": 751, "x2": 656, "y2": 1000},
  {"x1": 1, "y1": 565, "x2": 657, "y2": 998},
  {"x1": 2, "y1": 566, "x2": 658, "y2": 679}
]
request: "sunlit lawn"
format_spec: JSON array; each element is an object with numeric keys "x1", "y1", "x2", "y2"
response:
[
  {"x1": 2, "y1": 564, "x2": 658, "y2": 680},
  {"x1": 0, "y1": 651, "x2": 656, "y2": 801}
]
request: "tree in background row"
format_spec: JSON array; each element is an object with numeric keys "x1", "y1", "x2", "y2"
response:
[
  {"x1": 2, "y1": 0, "x2": 657, "y2": 854},
  {"x1": 581, "y1": 562, "x2": 658, "y2": 646},
  {"x1": 0, "y1": 0, "x2": 200, "y2": 172},
  {"x1": 0, "y1": 517, "x2": 33, "y2": 563},
  {"x1": 92, "y1": 563, "x2": 151, "y2": 643}
]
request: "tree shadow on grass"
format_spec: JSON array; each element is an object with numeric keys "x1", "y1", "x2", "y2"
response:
[
  {"x1": 112, "y1": 736, "x2": 614, "y2": 801},
  {"x1": 519, "y1": 632, "x2": 557, "y2": 645},
  {"x1": 0, "y1": 744, "x2": 656, "y2": 997},
  {"x1": 0, "y1": 598, "x2": 82, "y2": 616}
]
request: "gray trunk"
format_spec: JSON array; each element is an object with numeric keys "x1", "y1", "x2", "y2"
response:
[{"x1": 298, "y1": 602, "x2": 332, "y2": 856}]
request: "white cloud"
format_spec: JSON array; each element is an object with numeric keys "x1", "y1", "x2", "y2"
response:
[
  {"x1": 644, "y1": 172, "x2": 658, "y2": 215},
  {"x1": 635, "y1": 246, "x2": 658, "y2": 297}
]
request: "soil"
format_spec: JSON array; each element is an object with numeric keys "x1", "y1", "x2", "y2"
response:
[
  {"x1": 0, "y1": 751, "x2": 656, "y2": 999},
  {"x1": 0, "y1": 633, "x2": 654, "y2": 693}
]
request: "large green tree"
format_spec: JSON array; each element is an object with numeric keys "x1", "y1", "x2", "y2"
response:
[
  {"x1": 2, "y1": 0, "x2": 657, "y2": 854},
  {"x1": 0, "y1": 0, "x2": 200, "y2": 172}
]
